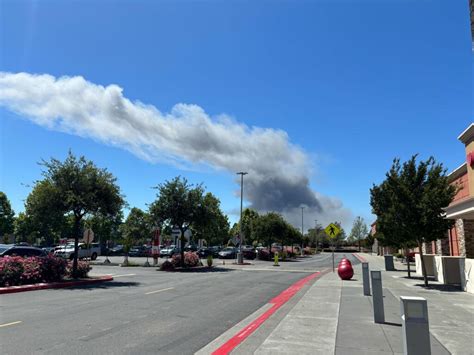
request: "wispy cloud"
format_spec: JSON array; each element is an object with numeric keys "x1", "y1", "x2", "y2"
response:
[{"x1": 0, "y1": 72, "x2": 353, "y2": 229}]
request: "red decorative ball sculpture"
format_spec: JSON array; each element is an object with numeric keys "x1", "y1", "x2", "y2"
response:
[{"x1": 337, "y1": 258, "x2": 354, "y2": 280}]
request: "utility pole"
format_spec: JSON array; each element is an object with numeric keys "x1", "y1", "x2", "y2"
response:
[
  {"x1": 237, "y1": 172, "x2": 248, "y2": 264},
  {"x1": 300, "y1": 207, "x2": 304, "y2": 256}
]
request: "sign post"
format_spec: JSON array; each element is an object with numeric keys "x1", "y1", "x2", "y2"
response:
[{"x1": 324, "y1": 223, "x2": 341, "y2": 272}]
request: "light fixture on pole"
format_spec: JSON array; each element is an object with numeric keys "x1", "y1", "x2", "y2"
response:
[
  {"x1": 300, "y1": 206, "x2": 305, "y2": 256},
  {"x1": 237, "y1": 172, "x2": 248, "y2": 264}
]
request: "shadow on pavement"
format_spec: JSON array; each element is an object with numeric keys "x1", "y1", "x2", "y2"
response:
[
  {"x1": 384, "y1": 321, "x2": 402, "y2": 327},
  {"x1": 62, "y1": 281, "x2": 141, "y2": 290},
  {"x1": 413, "y1": 283, "x2": 463, "y2": 292},
  {"x1": 164, "y1": 267, "x2": 235, "y2": 273}
]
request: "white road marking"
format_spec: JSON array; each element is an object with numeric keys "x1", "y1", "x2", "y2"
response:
[
  {"x1": 110, "y1": 273, "x2": 136, "y2": 278},
  {"x1": 145, "y1": 287, "x2": 174, "y2": 295},
  {"x1": 0, "y1": 321, "x2": 22, "y2": 328}
]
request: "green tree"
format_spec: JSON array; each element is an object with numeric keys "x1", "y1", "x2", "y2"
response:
[
  {"x1": 149, "y1": 176, "x2": 204, "y2": 267},
  {"x1": 32, "y1": 152, "x2": 124, "y2": 277},
  {"x1": 85, "y1": 211, "x2": 123, "y2": 248},
  {"x1": 23, "y1": 181, "x2": 68, "y2": 245},
  {"x1": 253, "y1": 212, "x2": 287, "y2": 249},
  {"x1": 192, "y1": 193, "x2": 230, "y2": 246},
  {"x1": 348, "y1": 216, "x2": 368, "y2": 251},
  {"x1": 229, "y1": 208, "x2": 259, "y2": 246},
  {"x1": 121, "y1": 208, "x2": 150, "y2": 247},
  {"x1": 0, "y1": 191, "x2": 15, "y2": 237},
  {"x1": 370, "y1": 156, "x2": 457, "y2": 286}
]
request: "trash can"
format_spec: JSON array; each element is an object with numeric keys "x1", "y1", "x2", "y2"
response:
[{"x1": 384, "y1": 254, "x2": 395, "y2": 271}]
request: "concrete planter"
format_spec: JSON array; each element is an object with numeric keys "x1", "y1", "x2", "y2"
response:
[
  {"x1": 415, "y1": 254, "x2": 435, "y2": 277},
  {"x1": 460, "y1": 258, "x2": 474, "y2": 293}
]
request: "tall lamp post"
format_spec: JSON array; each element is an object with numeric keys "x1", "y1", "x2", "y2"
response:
[
  {"x1": 315, "y1": 219, "x2": 318, "y2": 253},
  {"x1": 301, "y1": 206, "x2": 305, "y2": 256},
  {"x1": 237, "y1": 172, "x2": 248, "y2": 264}
]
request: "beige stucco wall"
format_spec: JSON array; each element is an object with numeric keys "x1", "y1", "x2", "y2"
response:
[{"x1": 465, "y1": 140, "x2": 474, "y2": 197}]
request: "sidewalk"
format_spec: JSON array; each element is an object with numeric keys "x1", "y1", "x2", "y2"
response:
[{"x1": 227, "y1": 253, "x2": 473, "y2": 355}]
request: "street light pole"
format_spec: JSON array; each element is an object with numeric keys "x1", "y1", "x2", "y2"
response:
[
  {"x1": 237, "y1": 172, "x2": 248, "y2": 264},
  {"x1": 301, "y1": 206, "x2": 304, "y2": 256},
  {"x1": 315, "y1": 219, "x2": 318, "y2": 253}
]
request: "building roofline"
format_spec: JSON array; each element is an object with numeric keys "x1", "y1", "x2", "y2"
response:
[
  {"x1": 448, "y1": 162, "x2": 467, "y2": 183},
  {"x1": 458, "y1": 123, "x2": 474, "y2": 144}
]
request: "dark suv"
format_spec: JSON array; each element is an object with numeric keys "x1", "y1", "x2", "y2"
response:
[{"x1": 0, "y1": 245, "x2": 47, "y2": 258}]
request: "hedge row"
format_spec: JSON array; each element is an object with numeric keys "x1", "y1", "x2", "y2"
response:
[
  {"x1": 0, "y1": 255, "x2": 91, "y2": 287},
  {"x1": 160, "y1": 252, "x2": 202, "y2": 271}
]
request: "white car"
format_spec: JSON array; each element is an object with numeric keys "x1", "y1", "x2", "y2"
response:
[{"x1": 54, "y1": 243, "x2": 101, "y2": 260}]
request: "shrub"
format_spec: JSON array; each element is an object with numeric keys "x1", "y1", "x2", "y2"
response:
[
  {"x1": 257, "y1": 249, "x2": 272, "y2": 261},
  {"x1": 171, "y1": 253, "x2": 182, "y2": 267},
  {"x1": 0, "y1": 256, "x2": 24, "y2": 286},
  {"x1": 184, "y1": 252, "x2": 200, "y2": 267},
  {"x1": 207, "y1": 255, "x2": 213, "y2": 267},
  {"x1": 41, "y1": 254, "x2": 67, "y2": 282},
  {"x1": 160, "y1": 260, "x2": 174, "y2": 271},
  {"x1": 21, "y1": 257, "x2": 43, "y2": 284},
  {"x1": 67, "y1": 261, "x2": 91, "y2": 278}
]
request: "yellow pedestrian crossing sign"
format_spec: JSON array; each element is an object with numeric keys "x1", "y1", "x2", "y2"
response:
[{"x1": 325, "y1": 223, "x2": 341, "y2": 239}]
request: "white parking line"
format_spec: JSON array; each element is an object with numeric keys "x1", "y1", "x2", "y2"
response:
[
  {"x1": 0, "y1": 321, "x2": 22, "y2": 328},
  {"x1": 145, "y1": 287, "x2": 174, "y2": 295},
  {"x1": 111, "y1": 274, "x2": 136, "y2": 278}
]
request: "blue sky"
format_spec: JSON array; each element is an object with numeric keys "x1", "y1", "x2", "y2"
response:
[{"x1": 0, "y1": 0, "x2": 472, "y2": 232}]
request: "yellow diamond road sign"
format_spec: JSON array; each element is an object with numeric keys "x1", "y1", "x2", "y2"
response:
[{"x1": 325, "y1": 223, "x2": 341, "y2": 239}]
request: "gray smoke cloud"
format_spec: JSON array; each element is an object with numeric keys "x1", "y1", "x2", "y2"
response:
[{"x1": 0, "y1": 72, "x2": 353, "y2": 230}]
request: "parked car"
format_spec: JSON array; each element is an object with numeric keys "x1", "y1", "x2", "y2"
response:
[
  {"x1": 218, "y1": 247, "x2": 237, "y2": 259},
  {"x1": 0, "y1": 245, "x2": 47, "y2": 258},
  {"x1": 54, "y1": 243, "x2": 101, "y2": 260},
  {"x1": 160, "y1": 245, "x2": 177, "y2": 257},
  {"x1": 42, "y1": 246, "x2": 57, "y2": 254},
  {"x1": 109, "y1": 245, "x2": 124, "y2": 256},
  {"x1": 184, "y1": 244, "x2": 198, "y2": 252},
  {"x1": 129, "y1": 246, "x2": 148, "y2": 257}
]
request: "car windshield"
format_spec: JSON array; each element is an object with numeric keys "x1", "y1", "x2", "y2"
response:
[{"x1": 0, "y1": 246, "x2": 11, "y2": 254}]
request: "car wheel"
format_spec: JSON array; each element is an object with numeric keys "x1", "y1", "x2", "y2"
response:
[{"x1": 91, "y1": 252, "x2": 97, "y2": 261}]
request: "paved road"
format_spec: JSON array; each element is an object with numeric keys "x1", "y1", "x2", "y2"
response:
[{"x1": 0, "y1": 253, "x2": 359, "y2": 354}]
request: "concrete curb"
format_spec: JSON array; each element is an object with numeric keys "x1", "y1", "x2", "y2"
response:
[{"x1": 0, "y1": 275, "x2": 114, "y2": 294}]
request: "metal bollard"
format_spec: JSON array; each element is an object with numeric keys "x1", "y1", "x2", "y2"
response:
[
  {"x1": 400, "y1": 296, "x2": 431, "y2": 355},
  {"x1": 362, "y1": 262, "x2": 371, "y2": 296},
  {"x1": 371, "y1": 270, "x2": 385, "y2": 323}
]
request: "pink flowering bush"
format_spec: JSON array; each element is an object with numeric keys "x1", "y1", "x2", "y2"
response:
[
  {"x1": 66, "y1": 260, "x2": 91, "y2": 278},
  {"x1": 170, "y1": 252, "x2": 200, "y2": 268},
  {"x1": 159, "y1": 260, "x2": 174, "y2": 271},
  {"x1": 21, "y1": 257, "x2": 43, "y2": 284},
  {"x1": 0, "y1": 255, "x2": 91, "y2": 287},
  {"x1": 41, "y1": 255, "x2": 67, "y2": 282},
  {"x1": 184, "y1": 252, "x2": 200, "y2": 267},
  {"x1": 0, "y1": 256, "x2": 25, "y2": 286}
]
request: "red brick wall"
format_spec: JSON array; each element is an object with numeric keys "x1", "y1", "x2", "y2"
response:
[{"x1": 449, "y1": 226, "x2": 460, "y2": 256}]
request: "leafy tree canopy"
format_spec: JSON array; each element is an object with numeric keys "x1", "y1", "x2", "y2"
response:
[
  {"x1": 370, "y1": 155, "x2": 457, "y2": 285},
  {"x1": 0, "y1": 191, "x2": 15, "y2": 236}
]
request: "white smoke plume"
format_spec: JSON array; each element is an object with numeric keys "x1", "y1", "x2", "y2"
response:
[{"x1": 0, "y1": 72, "x2": 353, "y2": 230}]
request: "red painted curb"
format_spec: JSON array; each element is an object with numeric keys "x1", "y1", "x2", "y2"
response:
[
  {"x1": 212, "y1": 270, "x2": 328, "y2": 355},
  {"x1": 352, "y1": 253, "x2": 367, "y2": 263},
  {"x1": 0, "y1": 276, "x2": 114, "y2": 294}
]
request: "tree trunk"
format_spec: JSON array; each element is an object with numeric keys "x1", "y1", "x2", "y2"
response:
[
  {"x1": 180, "y1": 227, "x2": 185, "y2": 268},
  {"x1": 358, "y1": 238, "x2": 361, "y2": 252},
  {"x1": 418, "y1": 242, "x2": 428, "y2": 287},
  {"x1": 72, "y1": 216, "x2": 81, "y2": 279},
  {"x1": 405, "y1": 247, "x2": 411, "y2": 278}
]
